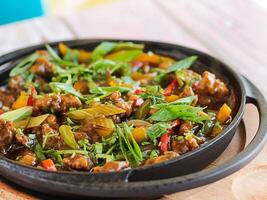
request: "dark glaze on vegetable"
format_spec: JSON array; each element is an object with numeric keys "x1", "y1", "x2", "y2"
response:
[{"x1": 0, "y1": 42, "x2": 236, "y2": 172}]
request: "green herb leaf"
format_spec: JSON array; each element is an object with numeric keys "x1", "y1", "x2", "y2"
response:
[
  {"x1": 148, "y1": 105, "x2": 210, "y2": 123},
  {"x1": 167, "y1": 56, "x2": 198, "y2": 73},
  {"x1": 123, "y1": 123, "x2": 143, "y2": 161},
  {"x1": 45, "y1": 44, "x2": 62, "y2": 62},
  {"x1": 151, "y1": 95, "x2": 197, "y2": 109},
  {"x1": 90, "y1": 59, "x2": 118, "y2": 75},
  {"x1": 43, "y1": 149, "x2": 63, "y2": 165},
  {"x1": 63, "y1": 49, "x2": 79, "y2": 63},
  {"x1": 134, "y1": 99, "x2": 151, "y2": 120},
  {"x1": 34, "y1": 144, "x2": 46, "y2": 161},
  {"x1": 10, "y1": 53, "x2": 38, "y2": 76},
  {"x1": 108, "y1": 50, "x2": 142, "y2": 63},
  {"x1": 49, "y1": 82, "x2": 84, "y2": 100},
  {"x1": 114, "y1": 42, "x2": 144, "y2": 50},
  {"x1": 91, "y1": 42, "x2": 117, "y2": 61},
  {"x1": 149, "y1": 149, "x2": 159, "y2": 159},
  {"x1": 86, "y1": 77, "x2": 104, "y2": 94},
  {"x1": 147, "y1": 122, "x2": 171, "y2": 140},
  {"x1": 55, "y1": 150, "x2": 88, "y2": 155},
  {"x1": 100, "y1": 86, "x2": 131, "y2": 93},
  {"x1": 45, "y1": 44, "x2": 80, "y2": 67},
  {"x1": 116, "y1": 123, "x2": 143, "y2": 166},
  {"x1": 0, "y1": 106, "x2": 33, "y2": 122}
]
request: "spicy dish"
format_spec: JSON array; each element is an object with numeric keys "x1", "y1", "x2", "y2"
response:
[{"x1": 0, "y1": 42, "x2": 236, "y2": 173}]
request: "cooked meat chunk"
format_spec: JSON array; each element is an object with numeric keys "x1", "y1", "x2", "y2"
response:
[
  {"x1": 193, "y1": 71, "x2": 229, "y2": 108},
  {"x1": 31, "y1": 57, "x2": 54, "y2": 78},
  {"x1": 92, "y1": 161, "x2": 129, "y2": 173},
  {"x1": 45, "y1": 114, "x2": 59, "y2": 130},
  {"x1": 107, "y1": 92, "x2": 121, "y2": 102},
  {"x1": 145, "y1": 151, "x2": 179, "y2": 165},
  {"x1": 15, "y1": 133, "x2": 29, "y2": 146},
  {"x1": 35, "y1": 76, "x2": 51, "y2": 92},
  {"x1": 61, "y1": 94, "x2": 82, "y2": 112},
  {"x1": 8, "y1": 75, "x2": 24, "y2": 94},
  {"x1": 18, "y1": 151, "x2": 37, "y2": 166},
  {"x1": 179, "y1": 121, "x2": 193, "y2": 134},
  {"x1": 0, "y1": 89, "x2": 16, "y2": 108},
  {"x1": 115, "y1": 99, "x2": 133, "y2": 117},
  {"x1": 171, "y1": 136, "x2": 198, "y2": 154},
  {"x1": 32, "y1": 115, "x2": 65, "y2": 150},
  {"x1": 63, "y1": 154, "x2": 93, "y2": 170},
  {"x1": 33, "y1": 94, "x2": 82, "y2": 114},
  {"x1": 0, "y1": 119, "x2": 16, "y2": 154},
  {"x1": 74, "y1": 131, "x2": 88, "y2": 141},
  {"x1": 78, "y1": 120, "x2": 101, "y2": 143}
]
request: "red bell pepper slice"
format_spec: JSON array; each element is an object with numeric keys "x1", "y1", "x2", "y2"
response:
[
  {"x1": 163, "y1": 80, "x2": 178, "y2": 96},
  {"x1": 170, "y1": 119, "x2": 180, "y2": 128},
  {"x1": 160, "y1": 130, "x2": 173, "y2": 152},
  {"x1": 27, "y1": 86, "x2": 37, "y2": 106},
  {"x1": 42, "y1": 159, "x2": 57, "y2": 171},
  {"x1": 134, "y1": 88, "x2": 144, "y2": 95}
]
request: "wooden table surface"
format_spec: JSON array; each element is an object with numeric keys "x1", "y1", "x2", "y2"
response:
[{"x1": 0, "y1": 0, "x2": 267, "y2": 199}]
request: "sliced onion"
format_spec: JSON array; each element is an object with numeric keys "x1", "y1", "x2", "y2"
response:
[
  {"x1": 13, "y1": 114, "x2": 49, "y2": 128},
  {"x1": 126, "y1": 120, "x2": 151, "y2": 127},
  {"x1": 91, "y1": 117, "x2": 115, "y2": 138},
  {"x1": 67, "y1": 104, "x2": 125, "y2": 120}
]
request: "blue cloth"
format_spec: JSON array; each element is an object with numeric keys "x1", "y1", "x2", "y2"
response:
[{"x1": 0, "y1": 0, "x2": 44, "y2": 25}]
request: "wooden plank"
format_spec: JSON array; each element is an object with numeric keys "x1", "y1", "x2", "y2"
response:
[
  {"x1": 0, "y1": 16, "x2": 75, "y2": 55},
  {"x1": 155, "y1": 0, "x2": 267, "y2": 96},
  {"x1": 62, "y1": 0, "x2": 209, "y2": 52}
]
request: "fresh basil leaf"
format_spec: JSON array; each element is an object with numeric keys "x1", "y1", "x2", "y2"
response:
[
  {"x1": 10, "y1": 53, "x2": 38, "y2": 77},
  {"x1": 49, "y1": 82, "x2": 84, "y2": 100},
  {"x1": 167, "y1": 56, "x2": 198, "y2": 73},
  {"x1": 148, "y1": 105, "x2": 210, "y2": 123},
  {"x1": 151, "y1": 95, "x2": 197, "y2": 109},
  {"x1": 147, "y1": 122, "x2": 171, "y2": 140}
]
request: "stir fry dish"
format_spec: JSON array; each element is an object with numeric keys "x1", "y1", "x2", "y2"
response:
[{"x1": 0, "y1": 42, "x2": 236, "y2": 172}]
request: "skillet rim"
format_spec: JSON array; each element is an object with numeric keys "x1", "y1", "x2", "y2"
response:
[{"x1": 0, "y1": 39, "x2": 245, "y2": 176}]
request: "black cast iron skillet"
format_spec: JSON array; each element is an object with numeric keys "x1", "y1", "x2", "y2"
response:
[{"x1": 0, "y1": 39, "x2": 266, "y2": 198}]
